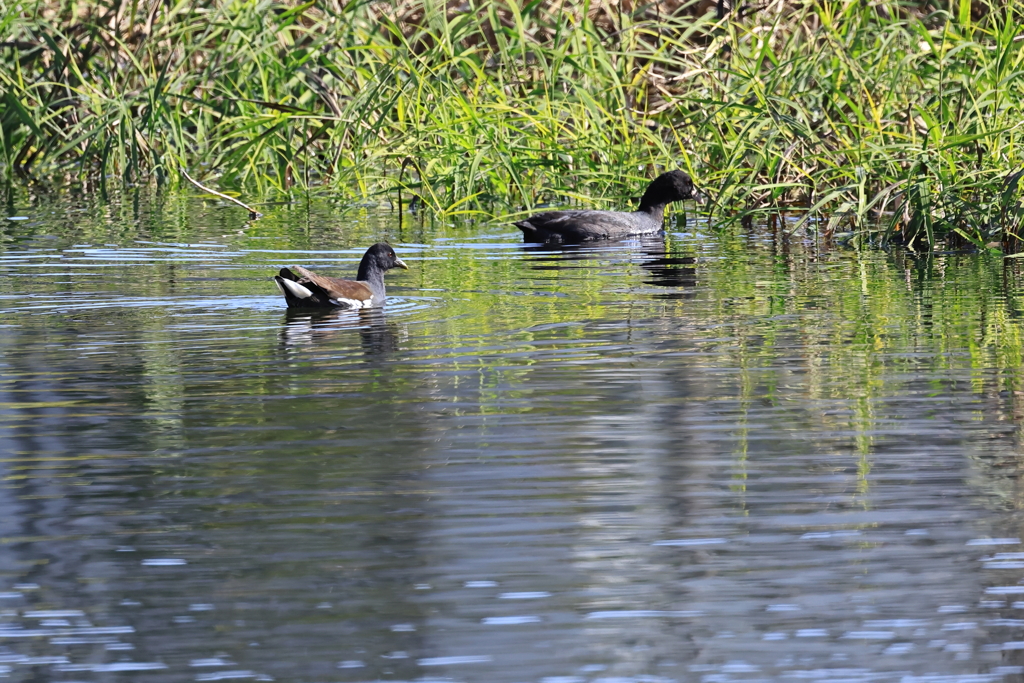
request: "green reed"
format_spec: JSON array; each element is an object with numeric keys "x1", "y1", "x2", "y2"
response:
[
  {"x1": 3, "y1": 0, "x2": 1024, "y2": 248},
  {"x1": 692, "y1": 0, "x2": 1024, "y2": 250}
]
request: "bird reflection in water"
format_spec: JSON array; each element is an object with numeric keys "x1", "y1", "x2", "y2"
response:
[
  {"x1": 640, "y1": 241, "x2": 696, "y2": 297},
  {"x1": 522, "y1": 236, "x2": 696, "y2": 298},
  {"x1": 280, "y1": 307, "x2": 401, "y2": 358}
]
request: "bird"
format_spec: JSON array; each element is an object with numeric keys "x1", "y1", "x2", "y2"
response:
[
  {"x1": 273, "y1": 243, "x2": 408, "y2": 309},
  {"x1": 514, "y1": 170, "x2": 700, "y2": 243}
]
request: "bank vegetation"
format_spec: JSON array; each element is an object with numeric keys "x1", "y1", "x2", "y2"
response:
[{"x1": 3, "y1": 0, "x2": 1024, "y2": 249}]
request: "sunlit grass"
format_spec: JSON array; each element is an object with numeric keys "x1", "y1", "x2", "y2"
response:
[{"x1": 4, "y1": 0, "x2": 1024, "y2": 248}]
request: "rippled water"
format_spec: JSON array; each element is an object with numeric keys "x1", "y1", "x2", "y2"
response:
[{"x1": 3, "y1": 189, "x2": 1024, "y2": 682}]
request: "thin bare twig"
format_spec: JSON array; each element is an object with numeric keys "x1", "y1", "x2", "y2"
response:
[{"x1": 179, "y1": 168, "x2": 262, "y2": 219}]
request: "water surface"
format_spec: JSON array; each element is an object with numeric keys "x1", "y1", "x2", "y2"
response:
[{"x1": 2, "y1": 190, "x2": 1024, "y2": 682}]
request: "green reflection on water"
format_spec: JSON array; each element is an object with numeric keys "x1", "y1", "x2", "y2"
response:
[{"x1": 3, "y1": 192, "x2": 1024, "y2": 438}]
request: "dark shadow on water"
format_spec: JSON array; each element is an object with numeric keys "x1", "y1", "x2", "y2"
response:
[
  {"x1": 520, "y1": 235, "x2": 697, "y2": 296},
  {"x1": 638, "y1": 241, "x2": 697, "y2": 295},
  {"x1": 519, "y1": 239, "x2": 608, "y2": 269},
  {"x1": 280, "y1": 307, "x2": 400, "y2": 359}
]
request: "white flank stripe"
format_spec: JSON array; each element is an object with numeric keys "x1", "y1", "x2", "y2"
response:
[{"x1": 335, "y1": 297, "x2": 370, "y2": 309}]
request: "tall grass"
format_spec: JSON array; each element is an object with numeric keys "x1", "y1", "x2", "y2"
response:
[
  {"x1": 3, "y1": 0, "x2": 1024, "y2": 248},
  {"x1": 694, "y1": 0, "x2": 1024, "y2": 250}
]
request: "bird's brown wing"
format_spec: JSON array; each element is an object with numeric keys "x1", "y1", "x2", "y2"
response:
[{"x1": 293, "y1": 266, "x2": 373, "y2": 302}]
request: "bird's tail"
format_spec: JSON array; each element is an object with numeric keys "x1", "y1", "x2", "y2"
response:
[{"x1": 273, "y1": 268, "x2": 319, "y2": 307}]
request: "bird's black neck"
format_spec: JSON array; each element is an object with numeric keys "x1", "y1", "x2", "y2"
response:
[
  {"x1": 357, "y1": 255, "x2": 381, "y2": 283},
  {"x1": 638, "y1": 183, "x2": 669, "y2": 218},
  {"x1": 638, "y1": 201, "x2": 666, "y2": 222}
]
